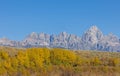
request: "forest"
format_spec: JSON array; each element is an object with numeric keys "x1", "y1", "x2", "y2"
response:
[{"x1": 0, "y1": 46, "x2": 120, "y2": 76}]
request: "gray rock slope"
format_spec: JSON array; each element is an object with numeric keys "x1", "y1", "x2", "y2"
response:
[{"x1": 0, "y1": 26, "x2": 120, "y2": 52}]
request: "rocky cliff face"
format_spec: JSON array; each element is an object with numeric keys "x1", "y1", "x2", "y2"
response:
[
  {"x1": 81, "y1": 26, "x2": 103, "y2": 50},
  {"x1": 0, "y1": 26, "x2": 120, "y2": 52}
]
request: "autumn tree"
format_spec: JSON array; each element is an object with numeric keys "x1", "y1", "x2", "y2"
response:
[{"x1": 50, "y1": 48, "x2": 77, "y2": 66}]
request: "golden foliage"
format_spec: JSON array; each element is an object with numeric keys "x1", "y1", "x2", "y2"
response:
[
  {"x1": 50, "y1": 48, "x2": 77, "y2": 65},
  {"x1": 0, "y1": 47, "x2": 120, "y2": 76}
]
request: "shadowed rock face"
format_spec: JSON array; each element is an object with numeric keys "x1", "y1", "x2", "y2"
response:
[{"x1": 0, "y1": 26, "x2": 120, "y2": 52}]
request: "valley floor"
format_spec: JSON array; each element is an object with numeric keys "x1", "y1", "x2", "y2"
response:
[{"x1": 0, "y1": 46, "x2": 120, "y2": 76}]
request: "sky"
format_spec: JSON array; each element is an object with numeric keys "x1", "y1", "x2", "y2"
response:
[{"x1": 0, "y1": 0, "x2": 120, "y2": 40}]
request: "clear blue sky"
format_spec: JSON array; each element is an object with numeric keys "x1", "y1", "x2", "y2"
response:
[{"x1": 0, "y1": 0, "x2": 120, "y2": 40}]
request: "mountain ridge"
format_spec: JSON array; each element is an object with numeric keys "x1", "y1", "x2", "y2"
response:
[{"x1": 0, "y1": 26, "x2": 120, "y2": 52}]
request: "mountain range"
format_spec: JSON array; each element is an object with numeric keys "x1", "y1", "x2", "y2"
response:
[{"x1": 0, "y1": 26, "x2": 120, "y2": 52}]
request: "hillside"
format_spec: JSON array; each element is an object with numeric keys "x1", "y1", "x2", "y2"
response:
[{"x1": 0, "y1": 47, "x2": 120, "y2": 76}]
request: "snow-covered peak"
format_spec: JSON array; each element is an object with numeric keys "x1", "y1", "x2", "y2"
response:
[
  {"x1": 82, "y1": 26, "x2": 103, "y2": 44},
  {"x1": 27, "y1": 32, "x2": 38, "y2": 39},
  {"x1": 0, "y1": 37, "x2": 11, "y2": 42},
  {"x1": 59, "y1": 32, "x2": 68, "y2": 36},
  {"x1": 89, "y1": 25, "x2": 99, "y2": 32},
  {"x1": 0, "y1": 25, "x2": 120, "y2": 52}
]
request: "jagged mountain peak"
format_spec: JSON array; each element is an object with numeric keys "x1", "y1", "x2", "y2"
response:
[
  {"x1": 89, "y1": 26, "x2": 102, "y2": 35},
  {"x1": 27, "y1": 32, "x2": 38, "y2": 38},
  {"x1": 39, "y1": 32, "x2": 46, "y2": 37},
  {"x1": 0, "y1": 37, "x2": 9, "y2": 40},
  {"x1": 89, "y1": 25, "x2": 99, "y2": 31},
  {"x1": 101, "y1": 33, "x2": 119, "y2": 42},
  {"x1": 87, "y1": 26, "x2": 103, "y2": 35},
  {"x1": 108, "y1": 33, "x2": 117, "y2": 37},
  {"x1": 0, "y1": 25, "x2": 120, "y2": 52},
  {"x1": 82, "y1": 26, "x2": 103, "y2": 44},
  {"x1": 59, "y1": 32, "x2": 69, "y2": 37},
  {"x1": 0, "y1": 37, "x2": 11, "y2": 43},
  {"x1": 61, "y1": 32, "x2": 67, "y2": 34},
  {"x1": 30, "y1": 32, "x2": 38, "y2": 35}
]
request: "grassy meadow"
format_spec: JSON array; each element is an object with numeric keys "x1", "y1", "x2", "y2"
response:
[{"x1": 0, "y1": 46, "x2": 120, "y2": 76}]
